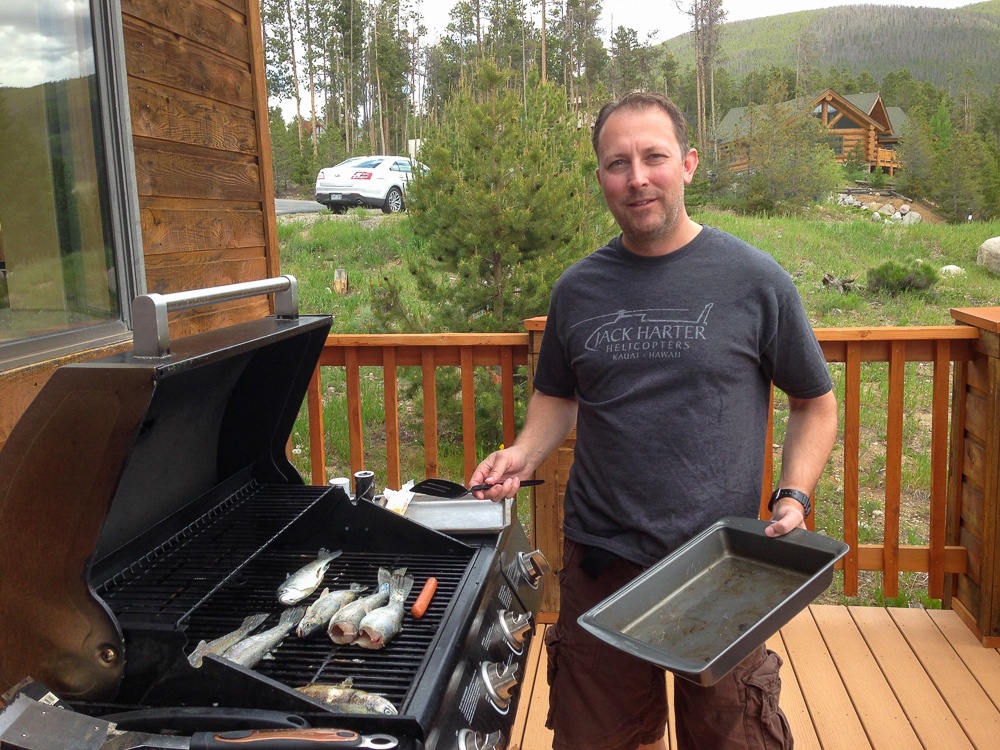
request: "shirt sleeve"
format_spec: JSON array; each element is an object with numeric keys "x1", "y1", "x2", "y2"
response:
[
  {"x1": 765, "y1": 280, "x2": 833, "y2": 400},
  {"x1": 532, "y1": 287, "x2": 578, "y2": 399}
]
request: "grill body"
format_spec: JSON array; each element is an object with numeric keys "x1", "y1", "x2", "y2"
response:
[{"x1": 0, "y1": 314, "x2": 545, "y2": 750}]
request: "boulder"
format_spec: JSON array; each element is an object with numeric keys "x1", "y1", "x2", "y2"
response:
[
  {"x1": 977, "y1": 237, "x2": 1000, "y2": 275},
  {"x1": 901, "y1": 211, "x2": 922, "y2": 225},
  {"x1": 878, "y1": 204, "x2": 895, "y2": 216},
  {"x1": 871, "y1": 211, "x2": 883, "y2": 222},
  {"x1": 899, "y1": 204, "x2": 911, "y2": 215}
]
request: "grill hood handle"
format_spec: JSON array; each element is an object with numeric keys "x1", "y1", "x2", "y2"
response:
[{"x1": 132, "y1": 276, "x2": 299, "y2": 358}]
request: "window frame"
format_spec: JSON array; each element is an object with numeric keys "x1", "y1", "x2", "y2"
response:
[{"x1": 0, "y1": 0, "x2": 144, "y2": 372}]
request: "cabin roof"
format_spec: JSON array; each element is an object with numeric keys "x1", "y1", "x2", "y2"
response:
[{"x1": 717, "y1": 89, "x2": 903, "y2": 145}]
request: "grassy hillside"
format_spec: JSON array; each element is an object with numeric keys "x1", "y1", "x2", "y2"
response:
[{"x1": 664, "y1": 1, "x2": 1000, "y2": 92}]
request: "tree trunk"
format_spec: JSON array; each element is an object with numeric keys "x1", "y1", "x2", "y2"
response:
[
  {"x1": 304, "y1": 0, "x2": 318, "y2": 157},
  {"x1": 284, "y1": 0, "x2": 304, "y2": 151},
  {"x1": 541, "y1": 0, "x2": 547, "y2": 83}
]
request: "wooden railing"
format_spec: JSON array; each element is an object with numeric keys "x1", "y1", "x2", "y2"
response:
[
  {"x1": 800, "y1": 327, "x2": 977, "y2": 598},
  {"x1": 876, "y1": 147, "x2": 900, "y2": 169},
  {"x1": 304, "y1": 323, "x2": 982, "y2": 607},
  {"x1": 306, "y1": 333, "x2": 530, "y2": 491}
]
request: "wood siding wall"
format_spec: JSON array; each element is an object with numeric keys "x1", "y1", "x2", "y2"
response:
[
  {"x1": 124, "y1": 0, "x2": 279, "y2": 334},
  {"x1": 0, "y1": 0, "x2": 278, "y2": 450},
  {"x1": 948, "y1": 308, "x2": 1000, "y2": 646}
]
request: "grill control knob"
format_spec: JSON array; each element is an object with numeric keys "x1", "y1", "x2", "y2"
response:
[
  {"x1": 498, "y1": 609, "x2": 533, "y2": 652},
  {"x1": 517, "y1": 550, "x2": 551, "y2": 589},
  {"x1": 458, "y1": 728, "x2": 505, "y2": 750},
  {"x1": 480, "y1": 660, "x2": 520, "y2": 710}
]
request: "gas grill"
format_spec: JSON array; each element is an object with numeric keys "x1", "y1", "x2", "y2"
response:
[{"x1": 0, "y1": 278, "x2": 548, "y2": 750}]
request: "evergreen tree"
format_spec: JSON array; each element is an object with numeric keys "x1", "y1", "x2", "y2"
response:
[
  {"x1": 404, "y1": 61, "x2": 612, "y2": 332},
  {"x1": 896, "y1": 105, "x2": 938, "y2": 198},
  {"x1": 932, "y1": 130, "x2": 985, "y2": 222},
  {"x1": 739, "y1": 83, "x2": 841, "y2": 214}
]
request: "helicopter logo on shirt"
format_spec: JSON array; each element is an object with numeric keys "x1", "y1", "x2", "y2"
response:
[{"x1": 576, "y1": 304, "x2": 714, "y2": 352}]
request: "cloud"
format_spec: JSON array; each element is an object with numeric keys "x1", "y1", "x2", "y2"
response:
[{"x1": 0, "y1": 0, "x2": 94, "y2": 88}]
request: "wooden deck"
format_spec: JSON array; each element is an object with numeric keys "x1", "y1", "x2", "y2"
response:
[{"x1": 511, "y1": 606, "x2": 1000, "y2": 750}]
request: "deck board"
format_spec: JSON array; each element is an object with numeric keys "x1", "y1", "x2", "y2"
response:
[{"x1": 511, "y1": 606, "x2": 1000, "y2": 750}]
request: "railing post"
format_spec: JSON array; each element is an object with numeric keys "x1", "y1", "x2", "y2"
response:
[
  {"x1": 525, "y1": 317, "x2": 566, "y2": 615},
  {"x1": 947, "y1": 307, "x2": 1000, "y2": 646}
]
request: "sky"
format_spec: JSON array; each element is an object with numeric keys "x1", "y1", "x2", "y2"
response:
[
  {"x1": 418, "y1": 0, "x2": 979, "y2": 45},
  {"x1": 1, "y1": 0, "x2": 93, "y2": 88}
]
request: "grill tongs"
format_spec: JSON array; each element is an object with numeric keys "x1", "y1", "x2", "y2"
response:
[{"x1": 0, "y1": 693, "x2": 397, "y2": 749}]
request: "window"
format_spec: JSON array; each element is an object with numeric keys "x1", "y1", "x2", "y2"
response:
[{"x1": 0, "y1": 0, "x2": 142, "y2": 370}]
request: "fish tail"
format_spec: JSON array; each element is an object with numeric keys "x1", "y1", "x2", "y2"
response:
[
  {"x1": 279, "y1": 606, "x2": 306, "y2": 628},
  {"x1": 390, "y1": 572, "x2": 414, "y2": 603},
  {"x1": 245, "y1": 612, "x2": 270, "y2": 631}
]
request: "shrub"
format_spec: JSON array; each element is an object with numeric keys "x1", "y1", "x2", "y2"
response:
[
  {"x1": 868, "y1": 169, "x2": 888, "y2": 190},
  {"x1": 865, "y1": 257, "x2": 939, "y2": 296}
]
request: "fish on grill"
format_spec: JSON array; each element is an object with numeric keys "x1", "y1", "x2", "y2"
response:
[
  {"x1": 223, "y1": 607, "x2": 305, "y2": 667},
  {"x1": 328, "y1": 568, "x2": 395, "y2": 644},
  {"x1": 277, "y1": 548, "x2": 342, "y2": 605},
  {"x1": 296, "y1": 583, "x2": 368, "y2": 638},
  {"x1": 187, "y1": 613, "x2": 269, "y2": 667},
  {"x1": 296, "y1": 678, "x2": 398, "y2": 715},
  {"x1": 356, "y1": 569, "x2": 414, "y2": 649}
]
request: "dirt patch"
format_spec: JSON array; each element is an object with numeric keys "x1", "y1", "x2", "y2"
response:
[{"x1": 852, "y1": 192, "x2": 945, "y2": 224}]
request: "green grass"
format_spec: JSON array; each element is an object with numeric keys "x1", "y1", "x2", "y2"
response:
[{"x1": 279, "y1": 201, "x2": 1000, "y2": 605}]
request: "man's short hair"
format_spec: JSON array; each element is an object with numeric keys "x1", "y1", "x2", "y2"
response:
[{"x1": 591, "y1": 92, "x2": 691, "y2": 156}]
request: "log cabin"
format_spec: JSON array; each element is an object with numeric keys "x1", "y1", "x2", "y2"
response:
[
  {"x1": 717, "y1": 88, "x2": 906, "y2": 176},
  {"x1": 0, "y1": 0, "x2": 277, "y2": 450}
]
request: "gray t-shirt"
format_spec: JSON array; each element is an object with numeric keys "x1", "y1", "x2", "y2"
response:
[{"x1": 534, "y1": 226, "x2": 833, "y2": 566}]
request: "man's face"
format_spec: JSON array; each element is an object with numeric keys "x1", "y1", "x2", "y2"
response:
[{"x1": 595, "y1": 106, "x2": 699, "y2": 253}]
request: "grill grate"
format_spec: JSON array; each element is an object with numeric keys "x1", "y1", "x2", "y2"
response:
[
  {"x1": 190, "y1": 550, "x2": 472, "y2": 708},
  {"x1": 92, "y1": 481, "x2": 477, "y2": 713}
]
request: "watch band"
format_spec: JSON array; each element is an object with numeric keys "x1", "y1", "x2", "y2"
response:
[{"x1": 768, "y1": 488, "x2": 812, "y2": 519}]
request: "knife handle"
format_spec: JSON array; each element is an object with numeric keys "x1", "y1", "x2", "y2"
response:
[
  {"x1": 189, "y1": 728, "x2": 365, "y2": 748},
  {"x1": 469, "y1": 479, "x2": 545, "y2": 491}
]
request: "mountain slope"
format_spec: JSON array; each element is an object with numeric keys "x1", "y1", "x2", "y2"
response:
[{"x1": 664, "y1": 1, "x2": 1000, "y2": 91}]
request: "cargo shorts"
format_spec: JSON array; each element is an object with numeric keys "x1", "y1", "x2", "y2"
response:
[{"x1": 545, "y1": 540, "x2": 793, "y2": 750}]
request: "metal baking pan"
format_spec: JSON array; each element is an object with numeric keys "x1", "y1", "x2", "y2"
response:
[
  {"x1": 578, "y1": 516, "x2": 849, "y2": 686},
  {"x1": 404, "y1": 495, "x2": 512, "y2": 532}
]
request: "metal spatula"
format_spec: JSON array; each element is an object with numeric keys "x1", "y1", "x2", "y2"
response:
[{"x1": 410, "y1": 477, "x2": 544, "y2": 499}]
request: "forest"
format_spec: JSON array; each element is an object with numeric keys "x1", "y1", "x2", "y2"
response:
[{"x1": 264, "y1": 0, "x2": 1000, "y2": 223}]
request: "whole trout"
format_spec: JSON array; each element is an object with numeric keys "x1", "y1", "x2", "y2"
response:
[
  {"x1": 356, "y1": 569, "x2": 414, "y2": 649},
  {"x1": 277, "y1": 548, "x2": 342, "y2": 605},
  {"x1": 223, "y1": 606, "x2": 305, "y2": 667},
  {"x1": 188, "y1": 613, "x2": 269, "y2": 667},
  {"x1": 296, "y1": 583, "x2": 368, "y2": 638},
  {"x1": 296, "y1": 678, "x2": 397, "y2": 715},
  {"x1": 328, "y1": 568, "x2": 396, "y2": 644}
]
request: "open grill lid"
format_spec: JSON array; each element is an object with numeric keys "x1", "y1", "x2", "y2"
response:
[{"x1": 0, "y1": 279, "x2": 332, "y2": 702}]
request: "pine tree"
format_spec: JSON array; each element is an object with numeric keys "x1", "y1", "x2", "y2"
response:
[
  {"x1": 404, "y1": 61, "x2": 611, "y2": 332},
  {"x1": 739, "y1": 83, "x2": 842, "y2": 214}
]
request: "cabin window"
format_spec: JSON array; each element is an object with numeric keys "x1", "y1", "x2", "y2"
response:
[{"x1": 0, "y1": 0, "x2": 142, "y2": 371}]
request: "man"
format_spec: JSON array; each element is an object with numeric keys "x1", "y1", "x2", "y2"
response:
[{"x1": 471, "y1": 92, "x2": 837, "y2": 750}]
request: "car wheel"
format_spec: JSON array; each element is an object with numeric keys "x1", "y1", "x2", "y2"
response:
[
  {"x1": 382, "y1": 187, "x2": 404, "y2": 214},
  {"x1": 325, "y1": 203, "x2": 347, "y2": 214}
]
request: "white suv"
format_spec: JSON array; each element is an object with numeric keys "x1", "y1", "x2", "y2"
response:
[{"x1": 314, "y1": 155, "x2": 426, "y2": 214}]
